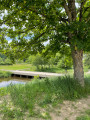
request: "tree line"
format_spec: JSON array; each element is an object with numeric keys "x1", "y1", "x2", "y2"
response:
[
  {"x1": 0, "y1": 53, "x2": 12, "y2": 65},
  {"x1": 0, "y1": 0, "x2": 90, "y2": 86}
]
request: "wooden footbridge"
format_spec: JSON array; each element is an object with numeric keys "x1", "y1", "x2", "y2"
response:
[{"x1": 4, "y1": 70, "x2": 64, "y2": 78}]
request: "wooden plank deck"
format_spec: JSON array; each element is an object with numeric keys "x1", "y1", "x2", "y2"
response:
[{"x1": 4, "y1": 70, "x2": 64, "y2": 78}]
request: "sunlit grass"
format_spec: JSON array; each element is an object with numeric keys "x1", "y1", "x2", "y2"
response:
[
  {"x1": 0, "y1": 64, "x2": 89, "y2": 75},
  {"x1": 0, "y1": 64, "x2": 36, "y2": 71},
  {"x1": 0, "y1": 63, "x2": 74, "y2": 75},
  {"x1": 8, "y1": 76, "x2": 90, "y2": 112},
  {"x1": 0, "y1": 75, "x2": 90, "y2": 119}
]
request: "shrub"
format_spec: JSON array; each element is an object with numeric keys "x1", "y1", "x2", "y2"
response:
[
  {"x1": 57, "y1": 56, "x2": 73, "y2": 69},
  {"x1": 0, "y1": 71, "x2": 12, "y2": 78}
]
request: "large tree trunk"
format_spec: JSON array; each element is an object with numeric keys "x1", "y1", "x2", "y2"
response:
[{"x1": 72, "y1": 49, "x2": 84, "y2": 86}]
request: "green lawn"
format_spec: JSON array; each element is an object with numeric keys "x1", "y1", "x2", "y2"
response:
[
  {"x1": 0, "y1": 64, "x2": 36, "y2": 71},
  {"x1": 0, "y1": 64, "x2": 89, "y2": 75},
  {"x1": 0, "y1": 64, "x2": 73, "y2": 74}
]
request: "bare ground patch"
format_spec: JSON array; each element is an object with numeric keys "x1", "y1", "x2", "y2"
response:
[
  {"x1": 0, "y1": 95, "x2": 90, "y2": 120},
  {"x1": 50, "y1": 96, "x2": 90, "y2": 120}
]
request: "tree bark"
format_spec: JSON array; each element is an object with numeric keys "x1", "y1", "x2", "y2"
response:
[{"x1": 72, "y1": 49, "x2": 84, "y2": 86}]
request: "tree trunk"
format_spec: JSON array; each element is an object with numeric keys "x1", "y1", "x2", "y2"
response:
[{"x1": 72, "y1": 49, "x2": 84, "y2": 86}]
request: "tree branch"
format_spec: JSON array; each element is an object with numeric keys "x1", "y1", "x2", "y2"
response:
[
  {"x1": 35, "y1": 32, "x2": 46, "y2": 41},
  {"x1": 68, "y1": 0, "x2": 76, "y2": 21},
  {"x1": 29, "y1": 7, "x2": 68, "y2": 23},
  {"x1": 79, "y1": 0, "x2": 87, "y2": 21},
  {"x1": 83, "y1": 6, "x2": 90, "y2": 14},
  {"x1": 77, "y1": 0, "x2": 87, "y2": 14},
  {"x1": 63, "y1": 0, "x2": 72, "y2": 22}
]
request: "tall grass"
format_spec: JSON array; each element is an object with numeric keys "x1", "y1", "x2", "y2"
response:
[
  {"x1": 0, "y1": 71, "x2": 12, "y2": 78},
  {"x1": 8, "y1": 76, "x2": 90, "y2": 113}
]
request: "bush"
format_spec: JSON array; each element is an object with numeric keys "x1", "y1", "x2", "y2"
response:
[
  {"x1": 32, "y1": 54, "x2": 45, "y2": 69},
  {"x1": 0, "y1": 57, "x2": 12, "y2": 65},
  {"x1": 57, "y1": 56, "x2": 73, "y2": 69},
  {"x1": 0, "y1": 71, "x2": 12, "y2": 78}
]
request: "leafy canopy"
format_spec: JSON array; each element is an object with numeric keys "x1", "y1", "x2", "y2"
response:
[{"x1": 0, "y1": 0, "x2": 90, "y2": 56}]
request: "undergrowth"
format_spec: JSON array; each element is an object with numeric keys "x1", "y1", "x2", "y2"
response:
[
  {"x1": 8, "y1": 76, "x2": 90, "y2": 113},
  {"x1": 0, "y1": 71, "x2": 11, "y2": 78}
]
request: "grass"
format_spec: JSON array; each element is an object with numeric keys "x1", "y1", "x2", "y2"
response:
[
  {"x1": 0, "y1": 71, "x2": 12, "y2": 78},
  {"x1": 0, "y1": 103, "x2": 24, "y2": 120},
  {"x1": 37, "y1": 66, "x2": 74, "y2": 74},
  {"x1": 76, "y1": 115, "x2": 90, "y2": 120},
  {"x1": 0, "y1": 63, "x2": 89, "y2": 75},
  {"x1": 76, "y1": 109, "x2": 90, "y2": 120},
  {"x1": 0, "y1": 63, "x2": 73, "y2": 73},
  {"x1": 1, "y1": 75, "x2": 90, "y2": 101},
  {"x1": 0, "y1": 87, "x2": 8, "y2": 96},
  {"x1": 0, "y1": 64, "x2": 36, "y2": 71},
  {"x1": 7, "y1": 77, "x2": 90, "y2": 112},
  {"x1": 0, "y1": 75, "x2": 90, "y2": 119}
]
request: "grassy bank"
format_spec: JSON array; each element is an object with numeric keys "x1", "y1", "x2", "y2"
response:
[
  {"x1": 8, "y1": 76, "x2": 90, "y2": 108},
  {"x1": 0, "y1": 76, "x2": 90, "y2": 119},
  {"x1": 0, "y1": 71, "x2": 12, "y2": 78},
  {"x1": 0, "y1": 64, "x2": 89, "y2": 75},
  {"x1": 0, "y1": 64, "x2": 72, "y2": 73},
  {"x1": 0, "y1": 64, "x2": 35, "y2": 71}
]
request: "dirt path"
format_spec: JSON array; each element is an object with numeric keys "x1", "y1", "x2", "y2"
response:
[{"x1": 50, "y1": 96, "x2": 90, "y2": 120}]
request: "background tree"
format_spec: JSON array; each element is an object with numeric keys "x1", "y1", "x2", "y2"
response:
[
  {"x1": 84, "y1": 53, "x2": 90, "y2": 69},
  {"x1": 57, "y1": 56, "x2": 72, "y2": 69},
  {"x1": 0, "y1": 57, "x2": 4, "y2": 65},
  {"x1": 0, "y1": 0, "x2": 90, "y2": 86},
  {"x1": 0, "y1": 53, "x2": 12, "y2": 65},
  {"x1": 32, "y1": 54, "x2": 44, "y2": 69}
]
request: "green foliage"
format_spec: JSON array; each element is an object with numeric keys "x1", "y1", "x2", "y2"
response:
[
  {"x1": 0, "y1": 71, "x2": 12, "y2": 78},
  {"x1": 0, "y1": 76, "x2": 90, "y2": 119},
  {"x1": 84, "y1": 53, "x2": 90, "y2": 69},
  {"x1": 76, "y1": 115, "x2": 90, "y2": 120},
  {"x1": 76, "y1": 111, "x2": 90, "y2": 120},
  {"x1": 0, "y1": 53, "x2": 6, "y2": 59},
  {"x1": 57, "y1": 56, "x2": 73, "y2": 69},
  {"x1": 25, "y1": 51, "x2": 73, "y2": 70},
  {"x1": 4, "y1": 58, "x2": 12, "y2": 65},
  {"x1": 0, "y1": 57, "x2": 4, "y2": 65},
  {"x1": 15, "y1": 59, "x2": 24, "y2": 64},
  {"x1": 0, "y1": 53, "x2": 12, "y2": 65},
  {"x1": 26, "y1": 55, "x2": 35, "y2": 64},
  {"x1": 48, "y1": 57, "x2": 55, "y2": 67},
  {"x1": 32, "y1": 54, "x2": 45, "y2": 69},
  {"x1": 0, "y1": 0, "x2": 90, "y2": 85},
  {"x1": 0, "y1": 104, "x2": 23, "y2": 120},
  {"x1": 0, "y1": 87, "x2": 8, "y2": 96},
  {"x1": 0, "y1": 0, "x2": 90, "y2": 54},
  {"x1": 8, "y1": 76, "x2": 90, "y2": 113},
  {"x1": 26, "y1": 54, "x2": 48, "y2": 69},
  {"x1": 34, "y1": 75, "x2": 40, "y2": 79}
]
